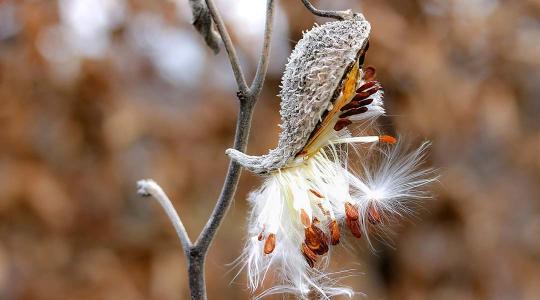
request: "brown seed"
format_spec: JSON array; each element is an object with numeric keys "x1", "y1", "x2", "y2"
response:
[
  {"x1": 304, "y1": 227, "x2": 319, "y2": 249},
  {"x1": 300, "y1": 209, "x2": 311, "y2": 228},
  {"x1": 341, "y1": 98, "x2": 374, "y2": 111},
  {"x1": 304, "y1": 225, "x2": 329, "y2": 255},
  {"x1": 301, "y1": 243, "x2": 317, "y2": 268},
  {"x1": 340, "y1": 107, "x2": 368, "y2": 118},
  {"x1": 368, "y1": 203, "x2": 382, "y2": 225},
  {"x1": 312, "y1": 225, "x2": 329, "y2": 255},
  {"x1": 328, "y1": 220, "x2": 340, "y2": 245},
  {"x1": 352, "y1": 88, "x2": 380, "y2": 101},
  {"x1": 356, "y1": 80, "x2": 378, "y2": 93},
  {"x1": 264, "y1": 233, "x2": 276, "y2": 255},
  {"x1": 257, "y1": 232, "x2": 264, "y2": 241},
  {"x1": 344, "y1": 202, "x2": 359, "y2": 221},
  {"x1": 346, "y1": 217, "x2": 362, "y2": 239},
  {"x1": 309, "y1": 189, "x2": 324, "y2": 198},
  {"x1": 345, "y1": 203, "x2": 362, "y2": 238},
  {"x1": 334, "y1": 118, "x2": 352, "y2": 131}
]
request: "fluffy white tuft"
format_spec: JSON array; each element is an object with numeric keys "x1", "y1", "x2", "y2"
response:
[
  {"x1": 346, "y1": 140, "x2": 438, "y2": 247},
  {"x1": 233, "y1": 139, "x2": 436, "y2": 299},
  {"x1": 233, "y1": 153, "x2": 353, "y2": 299}
]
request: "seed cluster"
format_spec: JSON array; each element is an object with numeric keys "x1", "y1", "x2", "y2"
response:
[
  {"x1": 334, "y1": 76, "x2": 382, "y2": 131},
  {"x1": 258, "y1": 188, "x2": 386, "y2": 268}
]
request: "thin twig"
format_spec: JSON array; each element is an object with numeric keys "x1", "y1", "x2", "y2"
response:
[
  {"x1": 195, "y1": 101, "x2": 255, "y2": 253},
  {"x1": 249, "y1": 0, "x2": 275, "y2": 97},
  {"x1": 300, "y1": 0, "x2": 353, "y2": 20},
  {"x1": 137, "y1": 179, "x2": 192, "y2": 253},
  {"x1": 204, "y1": 0, "x2": 249, "y2": 93}
]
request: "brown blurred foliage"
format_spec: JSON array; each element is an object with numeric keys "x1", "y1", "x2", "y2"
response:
[{"x1": 1, "y1": 0, "x2": 539, "y2": 299}]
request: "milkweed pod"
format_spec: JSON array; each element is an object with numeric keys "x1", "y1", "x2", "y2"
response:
[{"x1": 226, "y1": 14, "x2": 371, "y2": 174}]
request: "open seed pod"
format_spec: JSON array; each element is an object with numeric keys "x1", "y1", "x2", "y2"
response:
[{"x1": 226, "y1": 14, "x2": 372, "y2": 174}]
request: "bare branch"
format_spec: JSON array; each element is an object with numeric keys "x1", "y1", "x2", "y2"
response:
[
  {"x1": 205, "y1": 0, "x2": 249, "y2": 93},
  {"x1": 195, "y1": 0, "x2": 274, "y2": 254},
  {"x1": 249, "y1": 0, "x2": 275, "y2": 97},
  {"x1": 142, "y1": 1, "x2": 276, "y2": 299},
  {"x1": 137, "y1": 179, "x2": 192, "y2": 254},
  {"x1": 188, "y1": 0, "x2": 221, "y2": 54},
  {"x1": 301, "y1": 0, "x2": 353, "y2": 20},
  {"x1": 194, "y1": 103, "x2": 254, "y2": 254}
]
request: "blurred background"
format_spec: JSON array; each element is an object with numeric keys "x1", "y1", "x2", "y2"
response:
[{"x1": 1, "y1": 0, "x2": 539, "y2": 299}]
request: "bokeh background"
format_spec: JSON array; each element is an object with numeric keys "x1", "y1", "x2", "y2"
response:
[{"x1": 1, "y1": 0, "x2": 539, "y2": 299}]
